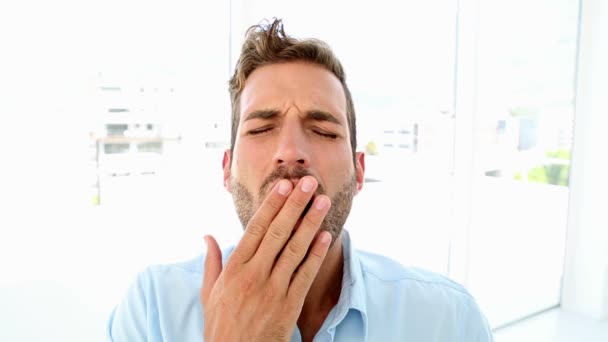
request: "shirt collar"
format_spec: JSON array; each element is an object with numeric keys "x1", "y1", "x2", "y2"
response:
[{"x1": 329, "y1": 229, "x2": 368, "y2": 338}]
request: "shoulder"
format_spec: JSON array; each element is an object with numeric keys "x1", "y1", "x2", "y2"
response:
[
  {"x1": 107, "y1": 256, "x2": 204, "y2": 323},
  {"x1": 355, "y1": 249, "x2": 481, "y2": 317},
  {"x1": 355, "y1": 251, "x2": 494, "y2": 341},
  {"x1": 357, "y1": 250, "x2": 470, "y2": 297},
  {"x1": 107, "y1": 247, "x2": 235, "y2": 341}
]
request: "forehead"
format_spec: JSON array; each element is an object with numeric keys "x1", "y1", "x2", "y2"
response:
[{"x1": 239, "y1": 62, "x2": 347, "y2": 122}]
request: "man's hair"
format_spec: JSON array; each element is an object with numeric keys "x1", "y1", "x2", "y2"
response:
[{"x1": 228, "y1": 18, "x2": 357, "y2": 163}]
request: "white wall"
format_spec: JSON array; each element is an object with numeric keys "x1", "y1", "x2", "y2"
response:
[{"x1": 562, "y1": 0, "x2": 608, "y2": 321}]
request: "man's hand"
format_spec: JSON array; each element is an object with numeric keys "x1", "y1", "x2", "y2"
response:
[{"x1": 201, "y1": 176, "x2": 332, "y2": 342}]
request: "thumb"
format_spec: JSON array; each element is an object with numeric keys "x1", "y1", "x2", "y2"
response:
[{"x1": 201, "y1": 235, "x2": 222, "y2": 305}]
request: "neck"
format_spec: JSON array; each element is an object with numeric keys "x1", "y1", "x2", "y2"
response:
[{"x1": 297, "y1": 234, "x2": 344, "y2": 340}]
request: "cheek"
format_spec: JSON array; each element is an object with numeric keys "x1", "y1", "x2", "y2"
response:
[
  {"x1": 232, "y1": 143, "x2": 271, "y2": 187},
  {"x1": 324, "y1": 143, "x2": 352, "y2": 165},
  {"x1": 315, "y1": 145, "x2": 354, "y2": 184}
]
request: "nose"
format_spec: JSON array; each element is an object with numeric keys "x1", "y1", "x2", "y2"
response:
[{"x1": 273, "y1": 125, "x2": 311, "y2": 168}]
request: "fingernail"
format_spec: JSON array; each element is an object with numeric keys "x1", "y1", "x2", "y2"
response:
[
  {"x1": 321, "y1": 232, "x2": 332, "y2": 244},
  {"x1": 315, "y1": 196, "x2": 329, "y2": 210},
  {"x1": 278, "y1": 180, "x2": 291, "y2": 195},
  {"x1": 301, "y1": 177, "x2": 315, "y2": 193}
]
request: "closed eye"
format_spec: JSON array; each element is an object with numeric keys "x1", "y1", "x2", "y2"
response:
[
  {"x1": 313, "y1": 130, "x2": 338, "y2": 140},
  {"x1": 248, "y1": 126, "x2": 273, "y2": 135}
]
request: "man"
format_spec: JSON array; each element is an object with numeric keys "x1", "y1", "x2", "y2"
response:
[{"x1": 107, "y1": 19, "x2": 494, "y2": 341}]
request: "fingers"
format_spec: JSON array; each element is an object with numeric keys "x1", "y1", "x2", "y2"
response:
[
  {"x1": 254, "y1": 176, "x2": 318, "y2": 262},
  {"x1": 201, "y1": 235, "x2": 222, "y2": 305},
  {"x1": 231, "y1": 179, "x2": 293, "y2": 264},
  {"x1": 287, "y1": 231, "x2": 332, "y2": 301},
  {"x1": 270, "y1": 195, "x2": 331, "y2": 284}
]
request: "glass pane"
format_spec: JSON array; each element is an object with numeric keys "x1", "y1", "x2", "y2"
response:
[{"x1": 466, "y1": 0, "x2": 580, "y2": 327}]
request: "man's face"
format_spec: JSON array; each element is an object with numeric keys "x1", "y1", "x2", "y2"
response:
[{"x1": 223, "y1": 62, "x2": 365, "y2": 243}]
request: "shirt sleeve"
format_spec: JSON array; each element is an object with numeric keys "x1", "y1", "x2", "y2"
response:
[
  {"x1": 462, "y1": 297, "x2": 495, "y2": 342},
  {"x1": 106, "y1": 269, "x2": 150, "y2": 342}
]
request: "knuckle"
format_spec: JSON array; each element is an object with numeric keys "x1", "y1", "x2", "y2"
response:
[
  {"x1": 267, "y1": 197, "x2": 283, "y2": 210},
  {"x1": 309, "y1": 246, "x2": 326, "y2": 259},
  {"x1": 268, "y1": 226, "x2": 288, "y2": 241},
  {"x1": 222, "y1": 261, "x2": 240, "y2": 279},
  {"x1": 289, "y1": 268, "x2": 316, "y2": 297},
  {"x1": 226, "y1": 250, "x2": 245, "y2": 266},
  {"x1": 303, "y1": 213, "x2": 321, "y2": 227},
  {"x1": 285, "y1": 239, "x2": 303, "y2": 259},
  {"x1": 246, "y1": 221, "x2": 266, "y2": 237},
  {"x1": 263, "y1": 281, "x2": 281, "y2": 300},
  {"x1": 299, "y1": 267, "x2": 317, "y2": 283},
  {"x1": 239, "y1": 271, "x2": 257, "y2": 293},
  {"x1": 288, "y1": 195, "x2": 308, "y2": 211}
]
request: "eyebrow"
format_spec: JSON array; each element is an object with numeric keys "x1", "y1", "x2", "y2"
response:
[
  {"x1": 244, "y1": 109, "x2": 281, "y2": 121},
  {"x1": 306, "y1": 110, "x2": 343, "y2": 126},
  {"x1": 244, "y1": 109, "x2": 343, "y2": 126}
]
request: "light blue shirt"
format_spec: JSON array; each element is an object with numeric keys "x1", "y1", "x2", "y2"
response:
[{"x1": 107, "y1": 230, "x2": 494, "y2": 341}]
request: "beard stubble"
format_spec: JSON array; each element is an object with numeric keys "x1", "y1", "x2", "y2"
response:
[{"x1": 230, "y1": 165, "x2": 357, "y2": 245}]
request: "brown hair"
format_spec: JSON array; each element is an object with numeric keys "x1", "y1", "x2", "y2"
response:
[{"x1": 228, "y1": 18, "x2": 357, "y2": 163}]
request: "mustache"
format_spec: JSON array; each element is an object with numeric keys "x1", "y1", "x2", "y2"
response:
[{"x1": 259, "y1": 165, "x2": 325, "y2": 196}]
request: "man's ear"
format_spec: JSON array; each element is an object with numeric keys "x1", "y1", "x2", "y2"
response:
[
  {"x1": 355, "y1": 151, "x2": 365, "y2": 194},
  {"x1": 222, "y1": 149, "x2": 232, "y2": 192}
]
